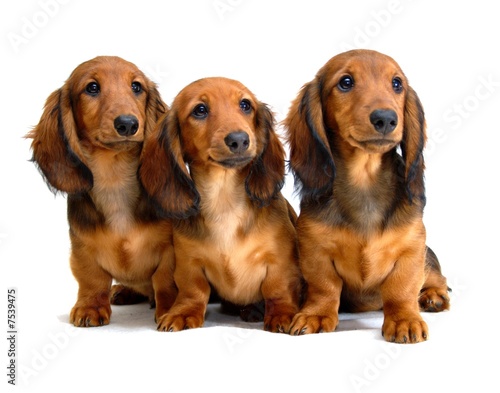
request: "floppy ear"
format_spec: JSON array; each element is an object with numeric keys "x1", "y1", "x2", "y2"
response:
[
  {"x1": 245, "y1": 103, "x2": 285, "y2": 206},
  {"x1": 139, "y1": 112, "x2": 199, "y2": 218},
  {"x1": 26, "y1": 86, "x2": 92, "y2": 194},
  {"x1": 144, "y1": 79, "x2": 168, "y2": 136},
  {"x1": 284, "y1": 78, "x2": 335, "y2": 203},
  {"x1": 401, "y1": 86, "x2": 426, "y2": 205}
]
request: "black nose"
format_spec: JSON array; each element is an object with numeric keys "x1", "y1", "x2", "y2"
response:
[
  {"x1": 114, "y1": 115, "x2": 139, "y2": 136},
  {"x1": 224, "y1": 131, "x2": 250, "y2": 154},
  {"x1": 370, "y1": 109, "x2": 398, "y2": 135}
]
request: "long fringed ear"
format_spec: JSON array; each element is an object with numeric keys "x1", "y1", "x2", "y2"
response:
[
  {"x1": 26, "y1": 87, "x2": 92, "y2": 194},
  {"x1": 283, "y1": 78, "x2": 335, "y2": 203},
  {"x1": 245, "y1": 103, "x2": 285, "y2": 206},
  {"x1": 144, "y1": 80, "x2": 168, "y2": 136},
  {"x1": 401, "y1": 86, "x2": 426, "y2": 205},
  {"x1": 139, "y1": 112, "x2": 200, "y2": 218}
]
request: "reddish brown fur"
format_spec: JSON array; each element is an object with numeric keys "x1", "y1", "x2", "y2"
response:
[
  {"x1": 284, "y1": 50, "x2": 450, "y2": 343},
  {"x1": 27, "y1": 56, "x2": 177, "y2": 328},
  {"x1": 141, "y1": 77, "x2": 302, "y2": 332}
]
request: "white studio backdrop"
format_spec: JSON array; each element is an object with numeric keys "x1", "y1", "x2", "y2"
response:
[{"x1": 1, "y1": 1, "x2": 499, "y2": 392}]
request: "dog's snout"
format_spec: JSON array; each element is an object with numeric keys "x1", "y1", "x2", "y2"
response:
[
  {"x1": 370, "y1": 109, "x2": 398, "y2": 135},
  {"x1": 224, "y1": 131, "x2": 250, "y2": 154},
  {"x1": 114, "y1": 115, "x2": 139, "y2": 136}
]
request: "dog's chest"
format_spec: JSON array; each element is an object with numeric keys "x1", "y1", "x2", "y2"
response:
[
  {"x1": 202, "y1": 196, "x2": 248, "y2": 253},
  {"x1": 198, "y1": 175, "x2": 250, "y2": 251},
  {"x1": 329, "y1": 218, "x2": 424, "y2": 291},
  {"x1": 335, "y1": 161, "x2": 395, "y2": 231},
  {"x1": 91, "y1": 221, "x2": 172, "y2": 285},
  {"x1": 334, "y1": 183, "x2": 388, "y2": 231},
  {"x1": 203, "y1": 233, "x2": 267, "y2": 304},
  {"x1": 351, "y1": 189, "x2": 386, "y2": 228},
  {"x1": 195, "y1": 177, "x2": 267, "y2": 302},
  {"x1": 88, "y1": 154, "x2": 140, "y2": 234}
]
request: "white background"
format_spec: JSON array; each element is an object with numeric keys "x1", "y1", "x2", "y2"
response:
[{"x1": 1, "y1": 1, "x2": 499, "y2": 392}]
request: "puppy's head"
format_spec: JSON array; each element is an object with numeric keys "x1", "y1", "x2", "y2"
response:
[
  {"x1": 140, "y1": 77, "x2": 285, "y2": 217},
  {"x1": 285, "y1": 49, "x2": 426, "y2": 203},
  {"x1": 173, "y1": 77, "x2": 262, "y2": 169},
  {"x1": 27, "y1": 56, "x2": 166, "y2": 194},
  {"x1": 320, "y1": 50, "x2": 408, "y2": 153}
]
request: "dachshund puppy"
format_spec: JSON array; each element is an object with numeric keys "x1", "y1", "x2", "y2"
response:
[
  {"x1": 140, "y1": 77, "x2": 302, "y2": 332},
  {"x1": 27, "y1": 56, "x2": 177, "y2": 327},
  {"x1": 284, "y1": 49, "x2": 450, "y2": 343}
]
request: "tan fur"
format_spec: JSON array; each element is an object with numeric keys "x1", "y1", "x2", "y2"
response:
[
  {"x1": 284, "y1": 50, "x2": 450, "y2": 343},
  {"x1": 195, "y1": 168, "x2": 250, "y2": 253},
  {"x1": 347, "y1": 150, "x2": 383, "y2": 189},
  {"x1": 140, "y1": 77, "x2": 302, "y2": 332},
  {"x1": 87, "y1": 148, "x2": 141, "y2": 234},
  {"x1": 27, "y1": 56, "x2": 176, "y2": 328}
]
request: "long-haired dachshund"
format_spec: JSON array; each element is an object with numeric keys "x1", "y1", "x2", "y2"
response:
[
  {"x1": 140, "y1": 77, "x2": 302, "y2": 332},
  {"x1": 284, "y1": 49, "x2": 450, "y2": 343},
  {"x1": 27, "y1": 56, "x2": 177, "y2": 327}
]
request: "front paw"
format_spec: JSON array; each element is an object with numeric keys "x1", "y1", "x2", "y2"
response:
[
  {"x1": 419, "y1": 288, "x2": 450, "y2": 312},
  {"x1": 156, "y1": 312, "x2": 204, "y2": 332},
  {"x1": 70, "y1": 303, "x2": 111, "y2": 327},
  {"x1": 382, "y1": 315, "x2": 428, "y2": 343},
  {"x1": 289, "y1": 312, "x2": 338, "y2": 335},
  {"x1": 264, "y1": 312, "x2": 295, "y2": 333}
]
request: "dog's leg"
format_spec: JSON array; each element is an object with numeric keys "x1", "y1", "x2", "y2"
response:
[
  {"x1": 289, "y1": 236, "x2": 343, "y2": 335},
  {"x1": 69, "y1": 250, "x2": 112, "y2": 327},
  {"x1": 151, "y1": 245, "x2": 178, "y2": 326},
  {"x1": 261, "y1": 260, "x2": 301, "y2": 333},
  {"x1": 155, "y1": 262, "x2": 210, "y2": 332},
  {"x1": 289, "y1": 267, "x2": 342, "y2": 335},
  {"x1": 419, "y1": 246, "x2": 451, "y2": 312},
  {"x1": 380, "y1": 247, "x2": 428, "y2": 343}
]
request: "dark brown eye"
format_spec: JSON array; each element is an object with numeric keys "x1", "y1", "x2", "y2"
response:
[
  {"x1": 240, "y1": 99, "x2": 252, "y2": 113},
  {"x1": 131, "y1": 81, "x2": 142, "y2": 94},
  {"x1": 392, "y1": 77, "x2": 403, "y2": 93},
  {"x1": 85, "y1": 82, "x2": 100, "y2": 96},
  {"x1": 192, "y1": 104, "x2": 208, "y2": 119},
  {"x1": 338, "y1": 75, "x2": 354, "y2": 92}
]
